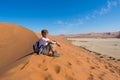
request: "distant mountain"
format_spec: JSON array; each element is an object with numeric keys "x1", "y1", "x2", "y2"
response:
[{"x1": 60, "y1": 31, "x2": 120, "y2": 38}]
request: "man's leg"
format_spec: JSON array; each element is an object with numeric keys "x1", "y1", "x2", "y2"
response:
[
  {"x1": 48, "y1": 44, "x2": 60, "y2": 57},
  {"x1": 42, "y1": 44, "x2": 60, "y2": 57},
  {"x1": 41, "y1": 45, "x2": 50, "y2": 55},
  {"x1": 41, "y1": 43, "x2": 54, "y2": 55},
  {"x1": 48, "y1": 44, "x2": 56, "y2": 52}
]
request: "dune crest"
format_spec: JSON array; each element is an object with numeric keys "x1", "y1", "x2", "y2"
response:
[{"x1": 0, "y1": 23, "x2": 120, "y2": 80}]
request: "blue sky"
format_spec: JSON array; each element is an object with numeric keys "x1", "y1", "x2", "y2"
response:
[{"x1": 0, "y1": 0, "x2": 120, "y2": 35}]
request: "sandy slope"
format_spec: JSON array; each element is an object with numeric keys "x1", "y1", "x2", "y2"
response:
[
  {"x1": 0, "y1": 23, "x2": 120, "y2": 80},
  {"x1": 0, "y1": 23, "x2": 38, "y2": 72}
]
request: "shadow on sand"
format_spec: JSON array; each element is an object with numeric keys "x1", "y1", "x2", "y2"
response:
[{"x1": 16, "y1": 52, "x2": 36, "y2": 61}]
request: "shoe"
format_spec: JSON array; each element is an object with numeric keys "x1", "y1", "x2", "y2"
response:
[{"x1": 52, "y1": 51, "x2": 60, "y2": 57}]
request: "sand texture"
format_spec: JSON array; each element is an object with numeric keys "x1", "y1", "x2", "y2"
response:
[{"x1": 0, "y1": 23, "x2": 120, "y2": 80}]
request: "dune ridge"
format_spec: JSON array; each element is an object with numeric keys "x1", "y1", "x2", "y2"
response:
[
  {"x1": 61, "y1": 31, "x2": 120, "y2": 38},
  {"x1": 0, "y1": 23, "x2": 120, "y2": 80}
]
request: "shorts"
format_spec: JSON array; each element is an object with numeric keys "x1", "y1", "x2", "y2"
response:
[{"x1": 40, "y1": 44, "x2": 54, "y2": 55}]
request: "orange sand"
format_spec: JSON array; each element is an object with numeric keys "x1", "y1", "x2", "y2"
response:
[{"x1": 0, "y1": 23, "x2": 120, "y2": 80}]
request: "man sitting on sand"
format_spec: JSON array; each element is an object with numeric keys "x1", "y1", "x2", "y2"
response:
[{"x1": 37, "y1": 29, "x2": 61, "y2": 57}]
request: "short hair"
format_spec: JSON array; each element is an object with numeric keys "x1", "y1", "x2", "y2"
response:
[{"x1": 41, "y1": 29, "x2": 48, "y2": 34}]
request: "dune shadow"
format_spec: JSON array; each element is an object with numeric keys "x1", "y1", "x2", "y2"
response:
[
  {"x1": 15, "y1": 52, "x2": 57, "y2": 62},
  {"x1": 16, "y1": 52, "x2": 36, "y2": 61}
]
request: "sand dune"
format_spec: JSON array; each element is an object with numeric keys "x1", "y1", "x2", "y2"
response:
[
  {"x1": 0, "y1": 23, "x2": 120, "y2": 80},
  {"x1": 0, "y1": 23, "x2": 38, "y2": 72}
]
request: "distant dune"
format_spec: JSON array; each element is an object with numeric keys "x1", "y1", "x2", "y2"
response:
[
  {"x1": 61, "y1": 32, "x2": 120, "y2": 38},
  {"x1": 0, "y1": 23, "x2": 120, "y2": 80}
]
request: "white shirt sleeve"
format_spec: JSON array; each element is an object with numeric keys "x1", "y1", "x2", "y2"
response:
[{"x1": 39, "y1": 37, "x2": 50, "y2": 47}]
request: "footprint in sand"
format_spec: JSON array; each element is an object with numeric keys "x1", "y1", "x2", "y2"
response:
[
  {"x1": 104, "y1": 65, "x2": 108, "y2": 69},
  {"x1": 38, "y1": 64, "x2": 42, "y2": 68},
  {"x1": 68, "y1": 62, "x2": 72, "y2": 66},
  {"x1": 90, "y1": 66, "x2": 95, "y2": 70},
  {"x1": 108, "y1": 56, "x2": 116, "y2": 60},
  {"x1": 98, "y1": 73, "x2": 105, "y2": 80},
  {"x1": 117, "y1": 59, "x2": 120, "y2": 61},
  {"x1": 44, "y1": 68, "x2": 48, "y2": 71},
  {"x1": 20, "y1": 61, "x2": 29, "y2": 70},
  {"x1": 55, "y1": 65, "x2": 61, "y2": 74},
  {"x1": 66, "y1": 61, "x2": 72, "y2": 68},
  {"x1": 76, "y1": 60, "x2": 81, "y2": 65},
  {"x1": 99, "y1": 56, "x2": 104, "y2": 58},
  {"x1": 65, "y1": 74, "x2": 75, "y2": 80},
  {"x1": 105, "y1": 63, "x2": 120, "y2": 75},
  {"x1": 44, "y1": 74, "x2": 53, "y2": 80},
  {"x1": 109, "y1": 68, "x2": 115, "y2": 73},
  {"x1": 86, "y1": 57, "x2": 90, "y2": 63},
  {"x1": 88, "y1": 74, "x2": 94, "y2": 80},
  {"x1": 42, "y1": 59, "x2": 46, "y2": 63},
  {"x1": 95, "y1": 53, "x2": 101, "y2": 56}
]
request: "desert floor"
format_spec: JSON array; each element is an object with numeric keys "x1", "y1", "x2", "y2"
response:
[{"x1": 67, "y1": 38, "x2": 120, "y2": 59}]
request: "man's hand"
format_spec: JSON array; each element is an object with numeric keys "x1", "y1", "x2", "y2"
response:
[
  {"x1": 50, "y1": 40, "x2": 61, "y2": 47},
  {"x1": 56, "y1": 42, "x2": 61, "y2": 47}
]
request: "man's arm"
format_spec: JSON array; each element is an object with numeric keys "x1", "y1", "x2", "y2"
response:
[
  {"x1": 55, "y1": 41, "x2": 61, "y2": 47},
  {"x1": 47, "y1": 40, "x2": 61, "y2": 47}
]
